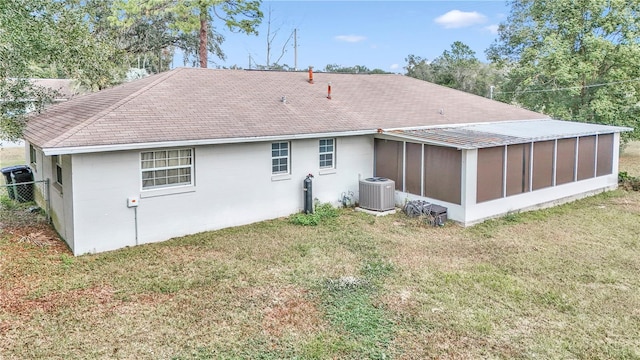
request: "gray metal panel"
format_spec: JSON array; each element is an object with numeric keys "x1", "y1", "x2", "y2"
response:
[
  {"x1": 359, "y1": 178, "x2": 395, "y2": 211},
  {"x1": 397, "y1": 128, "x2": 525, "y2": 149},
  {"x1": 384, "y1": 119, "x2": 631, "y2": 150},
  {"x1": 467, "y1": 119, "x2": 630, "y2": 141}
]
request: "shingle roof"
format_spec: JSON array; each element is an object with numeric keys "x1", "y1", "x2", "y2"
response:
[
  {"x1": 25, "y1": 67, "x2": 549, "y2": 151},
  {"x1": 386, "y1": 119, "x2": 632, "y2": 149}
]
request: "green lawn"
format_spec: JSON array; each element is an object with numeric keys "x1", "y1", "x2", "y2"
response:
[{"x1": 1, "y1": 144, "x2": 639, "y2": 359}]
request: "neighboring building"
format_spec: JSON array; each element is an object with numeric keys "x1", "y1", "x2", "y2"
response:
[
  {"x1": 1, "y1": 79, "x2": 84, "y2": 148},
  {"x1": 23, "y1": 68, "x2": 631, "y2": 255}
]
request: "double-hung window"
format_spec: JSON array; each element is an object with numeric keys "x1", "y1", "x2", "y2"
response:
[
  {"x1": 29, "y1": 145, "x2": 37, "y2": 168},
  {"x1": 141, "y1": 149, "x2": 193, "y2": 189},
  {"x1": 52, "y1": 155, "x2": 62, "y2": 185},
  {"x1": 272, "y1": 142, "x2": 290, "y2": 174},
  {"x1": 319, "y1": 138, "x2": 335, "y2": 169}
]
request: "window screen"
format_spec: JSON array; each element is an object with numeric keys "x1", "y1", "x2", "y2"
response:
[
  {"x1": 425, "y1": 145, "x2": 461, "y2": 205},
  {"x1": 477, "y1": 146, "x2": 504, "y2": 203},
  {"x1": 374, "y1": 139, "x2": 404, "y2": 191},
  {"x1": 577, "y1": 136, "x2": 596, "y2": 180},
  {"x1": 532, "y1": 141, "x2": 554, "y2": 190}
]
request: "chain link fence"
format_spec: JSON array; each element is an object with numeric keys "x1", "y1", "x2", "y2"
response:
[{"x1": 0, "y1": 179, "x2": 50, "y2": 228}]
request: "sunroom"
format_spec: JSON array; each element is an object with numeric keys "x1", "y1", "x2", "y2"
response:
[{"x1": 373, "y1": 119, "x2": 631, "y2": 225}]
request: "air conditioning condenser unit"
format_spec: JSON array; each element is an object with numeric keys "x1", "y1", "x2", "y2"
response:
[{"x1": 359, "y1": 177, "x2": 395, "y2": 211}]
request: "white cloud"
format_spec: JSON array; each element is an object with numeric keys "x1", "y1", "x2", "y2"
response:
[
  {"x1": 434, "y1": 10, "x2": 487, "y2": 29},
  {"x1": 390, "y1": 64, "x2": 400, "y2": 70},
  {"x1": 485, "y1": 24, "x2": 499, "y2": 34},
  {"x1": 334, "y1": 35, "x2": 367, "y2": 43}
]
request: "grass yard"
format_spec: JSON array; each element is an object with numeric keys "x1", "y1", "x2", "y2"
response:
[
  {"x1": 0, "y1": 146, "x2": 25, "y2": 169},
  {"x1": 0, "y1": 147, "x2": 26, "y2": 185},
  {"x1": 1, "y1": 144, "x2": 639, "y2": 359}
]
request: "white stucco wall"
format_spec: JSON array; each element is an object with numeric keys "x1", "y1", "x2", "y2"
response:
[
  {"x1": 26, "y1": 142, "x2": 74, "y2": 251},
  {"x1": 47, "y1": 155, "x2": 74, "y2": 249},
  {"x1": 69, "y1": 136, "x2": 373, "y2": 255}
]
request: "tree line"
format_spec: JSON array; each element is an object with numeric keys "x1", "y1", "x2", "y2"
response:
[{"x1": 406, "y1": 0, "x2": 640, "y2": 141}]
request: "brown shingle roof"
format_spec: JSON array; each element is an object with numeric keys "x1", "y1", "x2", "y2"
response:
[{"x1": 25, "y1": 67, "x2": 548, "y2": 150}]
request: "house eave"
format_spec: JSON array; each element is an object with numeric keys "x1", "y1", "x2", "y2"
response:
[{"x1": 40, "y1": 129, "x2": 378, "y2": 156}]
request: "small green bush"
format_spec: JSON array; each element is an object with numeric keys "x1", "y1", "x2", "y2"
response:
[
  {"x1": 289, "y1": 202, "x2": 338, "y2": 226},
  {"x1": 619, "y1": 171, "x2": 640, "y2": 191}
]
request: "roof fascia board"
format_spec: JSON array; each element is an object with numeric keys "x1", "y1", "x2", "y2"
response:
[
  {"x1": 42, "y1": 129, "x2": 377, "y2": 156},
  {"x1": 382, "y1": 118, "x2": 552, "y2": 132},
  {"x1": 383, "y1": 118, "x2": 632, "y2": 133}
]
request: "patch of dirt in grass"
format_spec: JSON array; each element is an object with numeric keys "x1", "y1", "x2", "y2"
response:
[
  {"x1": 1, "y1": 224, "x2": 68, "y2": 255},
  {"x1": 0, "y1": 284, "x2": 117, "y2": 336},
  {"x1": 608, "y1": 192, "x2": 640, "y2": 212},
  {"x1": 245, "y1": 286, "x2": 325, "y2": 338},
  {"x1": 391, "y1": 329, "x2": 524, "y2": 359},
  {"x1": 380, "y1": 286, "x2": 420, "y2": 315},
  {"x1": 3, "y1": 285, "x2": 115, "y2": 315}
]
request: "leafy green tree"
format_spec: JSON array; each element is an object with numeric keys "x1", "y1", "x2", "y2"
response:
[
  {"x1": 405, "y1": 42, "x2": 501, "y2": 97},
  {"x1": 404, "y1": 54, "x2": 434, "y2": 82},
  {"x1": 111, "y1": 0, "x2": 262, "y2": 68},
  {"x1": 1, "y1": 0, "x2": 123, "y2": 141},
  {"x1": 324, "y1": 64, "x2": 387, "y2": 74},
  {"x1": 431, "y1": 41, "x2": 482, "y2": 95},
  {"x1": 487, "y1": 0, "x2": 640, "y2": 140}
]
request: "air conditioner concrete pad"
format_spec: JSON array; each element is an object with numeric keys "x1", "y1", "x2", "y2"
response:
[{"x1": 355, "y1": 207, "x2": 397, "y2": 217}]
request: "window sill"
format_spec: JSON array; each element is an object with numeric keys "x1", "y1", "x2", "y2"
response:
[
  {"x1": 319, "y1": 168, "x2": 336, "y2": 176},
  {"x1": 271, "y1": 174, "x2": 292, "y2": 182},
  {"x1": 52, "y1": 182, "x2": 63, "y2": 195},
  {"x1": 140, "y1": 185, "x2": 195, "y2": 198}
]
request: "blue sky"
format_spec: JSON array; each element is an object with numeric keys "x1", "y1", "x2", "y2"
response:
[{"x1": 173, "y1": 1, "x2": 509, "y2": 72}]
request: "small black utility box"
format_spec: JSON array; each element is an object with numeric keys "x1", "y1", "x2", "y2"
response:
[
  {"x1": 1, "y1": 165, "x2": 34, "y2": 202},
  {"x1": 429, "y1": 204, "x2": 448, "y2": 226}
]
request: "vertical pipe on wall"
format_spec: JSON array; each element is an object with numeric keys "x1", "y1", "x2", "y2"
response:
[
  {"x1": 134, "y1": 206, "x2": 139, "y2": 246},
  {"x1": 45, "y1": 178, "x2": 51, "y2": 223}
]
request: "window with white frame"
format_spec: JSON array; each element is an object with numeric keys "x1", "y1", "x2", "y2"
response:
[
  {"x1": 141, "y1": 149, "x2": 193, "y2": 189},
  {"x1": 272, "y1": 142, "x2": 290, "y2": 174},
  {"x1": 319, "y1": 138, "x2": 335, "y2": 169},
  {"x1": 52, "y1": 155, "x2": 62, "y2": 185},
  {"x1": 29, "y1": 145, "x2": 37, "y2": 168}
]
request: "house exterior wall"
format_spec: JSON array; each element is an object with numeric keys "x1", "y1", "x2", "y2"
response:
[
  {"x1": 68, "y1": 136, "x2": 373, "y2": 255},
  {"x1": 26, "y1": 141, "x2": 75, "y2": 251}
]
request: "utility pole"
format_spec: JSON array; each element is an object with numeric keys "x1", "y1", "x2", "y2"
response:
[
  {"x1": 490, "y1": 85, "x2": 495, "y2": 100},
  {"x1": 294, "y1": 28, "x2": 298, "y2": 71}
]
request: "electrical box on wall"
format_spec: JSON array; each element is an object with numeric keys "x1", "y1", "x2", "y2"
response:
[{"x1": 127, "y1": 197, "x2": 139, "y2": 208}]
